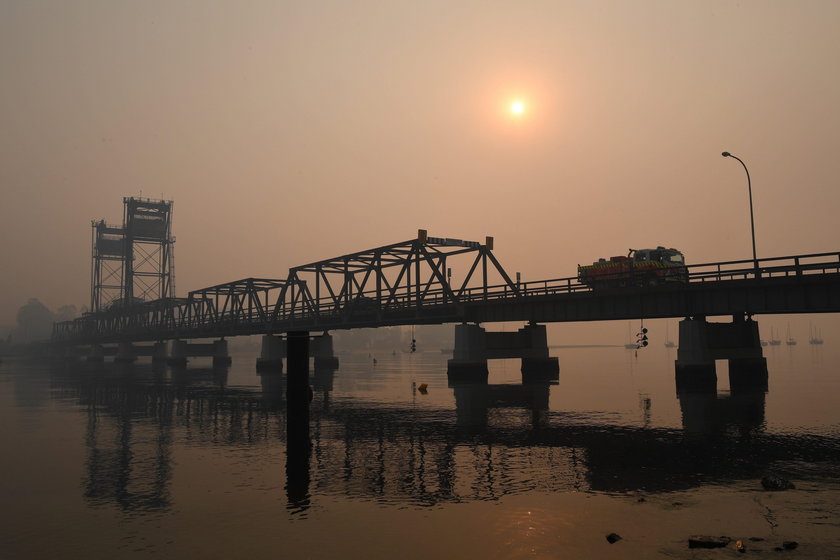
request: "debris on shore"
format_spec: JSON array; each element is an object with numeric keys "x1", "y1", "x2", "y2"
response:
[
  {"x1": 761, "y1": 475, "x2": 795, "y2": 491},
  {"x1": 779, "y1": 541, "x2": 799, "y2": 550},
  {"x1": 688, "y1": 535, "x2": 732, "y2": 549},
  {"x1": 605, "y1": 533, "x2": 622, "y2": 544}
]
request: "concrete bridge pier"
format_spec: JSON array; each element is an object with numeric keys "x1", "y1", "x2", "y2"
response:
[
  {"x1": 115, "y1": 342, "x2": 137, "y2": 363},
  {"x1": 166, "y1": 340, "x2": 231, "y2": 367},
  {"x1": 86, "y1": 344, "x2": 105, "y2": 363},
  {"x1": 256, "y1": 334, "x2": 285, "y2": 372},
  {"x1": 312, "y1": 332, "x2": 339, "y2": 370},
  {"x1": 447, "y1": 324, "x2": 489, "y2": 384},
  {"x1": 447, "y1": 323, "x2": 559, "y2": 384},
  {"x1": 726, "y1": 315, "x2": 768, "y2": 392},
  {"x1": 167, "y1": 339, "x2": 188, "y2": 367},
  {"x1": 152, "y1": 342, "x2": 168, "y2": 364},
  {"x1": 675, "y1": 315, "x2": 767, "y2": 393},
  {"x1": 517, "y1": 323, "x2": 560, "y2": 383},
  {"x1": 312, "y1": 368, "x2": 336, "y2": 394},
  {"x1": 55, "y1": 345, "x2": 82, "y2": 363},
  {"x1": 675, "y1": 318, "x2": 716, "y2": 393},
  {"x1": 212, "y1": 339, "x2": 232, "y2": 367}
]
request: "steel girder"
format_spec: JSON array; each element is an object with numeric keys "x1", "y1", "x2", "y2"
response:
[
  {"x1": 52, "y1": 243, "x2": 840, "y2": 344},
  {"x1": 281, "y1": 234, "x2": 519, "y2": 325},
  {"x1": 53, "y1": 233, "x2": 519, "y2": 343}
]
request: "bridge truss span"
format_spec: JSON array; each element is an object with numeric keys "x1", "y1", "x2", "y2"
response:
[
  {"x1": 285, "y1": 230, "x2": 519, "y2": 320},
  {"x1": 52, "y1": 230, "x2": 840, "y2": 345},
  {"x1": 53, "y1": 231, "x2": 526, "y2": 343}
]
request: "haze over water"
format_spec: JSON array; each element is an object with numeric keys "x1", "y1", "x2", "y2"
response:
[
  {"x1": 2, "y1": 2, "x2": 840, "y2": 339},
  {"x1": 2, "y1": 1, "x2": 840, "y2": 557},
  {"x1": 2, "y1": 340, "x2": 840, "y2": 558}
]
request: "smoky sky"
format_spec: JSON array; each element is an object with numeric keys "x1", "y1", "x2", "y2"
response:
[{"x1": 2, "y1": 1, "x2": 839, "y2": 341}]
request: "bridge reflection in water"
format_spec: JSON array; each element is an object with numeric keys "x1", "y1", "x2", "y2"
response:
[{"x1": 48, "y1": 361, "x2": 840, "y2": 516}]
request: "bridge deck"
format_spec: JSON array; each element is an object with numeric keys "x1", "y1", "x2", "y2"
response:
[{"x1": 53, "y1": 246, "x2": 840, "y2": 344}]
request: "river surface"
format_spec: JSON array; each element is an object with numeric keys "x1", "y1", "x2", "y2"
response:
[{"x1": 2, "y1": 342, "x2": 840, "y2": 559}]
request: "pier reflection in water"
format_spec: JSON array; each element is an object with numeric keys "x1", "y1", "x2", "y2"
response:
[
  {"x1": 33, "y1": 353, "x2": 838, "y2": 517},
  {"x1": 5, "y1": 346, "x2": 840, "y2": 558}
]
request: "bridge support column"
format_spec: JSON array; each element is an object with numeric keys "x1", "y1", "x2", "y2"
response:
[
  {"x1": 86, "y1": 344, "x2": 105, "y2": 363},
  {"x1": 727, "y1": 316, "x2": 768, "y2": 392},
  {"x1": 675, "y1": 315, "x2": 767, "y2": 393},
  {"x1": 167, "y1": 339, "x2": 188, "y2": 367},
  {"x1": 518, "y1": 323, "x2": 560, "y2": 383},
  {"x1": 286, "y1": 331, "x2": 311, "y2": 509},
  {"x1": 57, "y1": 345, "x2": 82, "y2": 363},
  {"x1": 115, "y1": 342, "x2": 136, "y2": 363},
  {"x1": 447, "y1": 323, "x2": 560, "y2": 384},
  {"x1": 256, "y1": 334, "x2": 285, "y2": 372},
  {"x1": 447, "y1": 324, "x2": 489, "y2": 384},
  {"x1": 152, "y1": 342, "x2": 168, "y2": 364},
  {"x1": 675, "y1": 318, "x2": 716, "y2": 393},
  {"x1": 212, "y1": 339, "x2": 232, "y2": 367},
  {"x1": 312, "y1": 332, "x2": 339, "y2": 370}
]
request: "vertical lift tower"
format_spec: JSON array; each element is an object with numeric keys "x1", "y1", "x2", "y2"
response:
[
  {"x1": 90, "y1": 220, "x2": 126, "y2": 312},
  {"x1": 91, "y1": 197, "x2": 175, "y2": 311},
  {"x1": 122, "y1": 197, "x2": 175, "y2": 304}
]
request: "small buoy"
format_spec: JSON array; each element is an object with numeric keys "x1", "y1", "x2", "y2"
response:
[{"x1": 417, "y1": 383, "x2": 428, "y2": 394}]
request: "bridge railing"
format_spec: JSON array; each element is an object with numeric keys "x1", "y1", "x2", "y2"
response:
[
  {"x1": 685, "y1": 251, "x2": 840, "y2": 282},
  {"x1": 435, "y1": 251, "x2": 840, "y2": 302},
  {"x1": 51, "y1": 250, "x2": 840, "y2": 343}
]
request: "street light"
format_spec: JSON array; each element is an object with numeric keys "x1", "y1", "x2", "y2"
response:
[{"x1": 722, "y1": 151, "x2": 757, "y2": 267}]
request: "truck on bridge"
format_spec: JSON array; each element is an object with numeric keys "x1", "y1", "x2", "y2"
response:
[{"x1": 578, "y1": 247, "x2": 687, "y2": 289}]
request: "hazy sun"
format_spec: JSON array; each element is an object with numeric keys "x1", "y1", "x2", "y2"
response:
[{"x1": 510, "y1": 100, "x2": 525, "y2": 116}]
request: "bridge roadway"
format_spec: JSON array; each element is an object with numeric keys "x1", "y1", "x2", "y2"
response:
[{"x1": 52, "y1": 232, "x2": 840, "y2": 346}]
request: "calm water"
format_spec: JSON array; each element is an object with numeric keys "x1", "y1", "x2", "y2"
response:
[{"x1": 2, "y1": 343, "x2": 840, "y2": 558}]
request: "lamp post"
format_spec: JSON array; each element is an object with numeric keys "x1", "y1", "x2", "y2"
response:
[{"x1": 722, "y1": 151, "x2": 757, "y2": 269}]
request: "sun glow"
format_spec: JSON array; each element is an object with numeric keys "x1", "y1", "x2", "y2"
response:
[{"x1": 491, "y1": 85, "x2": 544, "y2": 130}]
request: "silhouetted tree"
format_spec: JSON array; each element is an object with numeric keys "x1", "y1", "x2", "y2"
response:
[{"x1": 15, "y1": 298, "x2": 55, "y2": 342}]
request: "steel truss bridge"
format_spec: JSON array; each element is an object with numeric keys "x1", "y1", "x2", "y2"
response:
[{"x1": 52, "y1": 231, "x2": 840, "y2": 344}]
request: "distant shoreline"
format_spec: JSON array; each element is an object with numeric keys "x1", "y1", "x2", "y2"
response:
[{"x1": 549, "y1": 344, "x2": 625, "y2": 348}]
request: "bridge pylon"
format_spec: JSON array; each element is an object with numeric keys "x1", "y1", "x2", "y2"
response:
[
  {"x1": 447, "y1": 323, "x2": 559, "y2": 384},
  {"x1": 256, "y1": 334, "x2": 285, "y2": 372},
  {"x1": 256, "y1": 332, "x2": 339, "y2": 372},
  {"x1": 675, "y1": 315, "x2": 767, "y2": 393}
]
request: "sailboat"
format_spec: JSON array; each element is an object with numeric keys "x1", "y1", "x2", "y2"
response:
[
  {"x1": 769, "y1": 327, "x2": 781, "y2": 346},
  {"x1": 786, "y1": 323, "x2": 797, "y2": 346},
  {"x1": 809, "y1": 323, "x2": 824, "y2": 345},
  {"x1": 664, "y1": 322, "x2": 675, "y2": 348}
]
